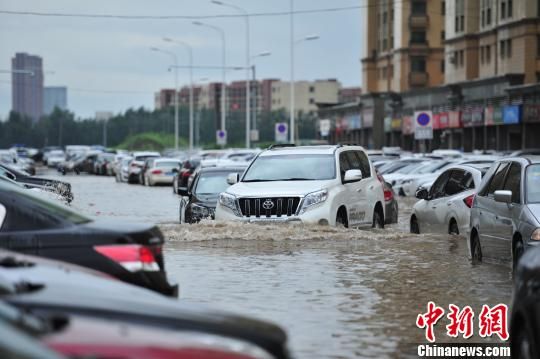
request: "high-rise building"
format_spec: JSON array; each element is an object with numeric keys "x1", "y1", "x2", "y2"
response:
[
  {"x1": 11, "y1": 53, "x2": 44, "y2": 122},
  {"x1": 269, "y1": 79, "x2": 341, "y2": 115},
  {"x1": 361, "y1": 0, "x2": 446, "y2": 93},
  {"x1": 43, "y1": 86, "x2": 68, "y2": 115}
]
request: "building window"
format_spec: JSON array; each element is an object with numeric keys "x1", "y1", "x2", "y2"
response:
[
  {"x1": 411, "y1": 56, "x2": 426, "y2": 72},
  {"x1": 441, "y1": 59, "x2": 445, "y2": 73},
  {"x1": 507, "y1": 39, "x2": 512, "y2": 58},
  {"x1": 455, "y1": 0, "x2": 465, "y2": 32},
  {"x1": 500, "y1": 40, "x2": 506, "y2": 58},
  {"x1": 487, "y1": 7, "x2": 492, "y2": 25},
  {"x1": 411, "y1": 31, "x2": 426, "y2": 44},
  {"x1": 309, "y1": 98, "x2": 315, "y2": 104},
  {"x1": 442, "y1": 1, "x2": 446, "y2": 15},
  {"x1": 501, "y1": 1, "x2": 506, "y2": 19},
  {"x1": 486, "y1": 45, "x2": 491, "y2": 63},
  {"x1": 480, "y1": 46, "x2": 485, "y2": 64},
  {"x1": 537, "y1": 35, "x2": 540, "y2": 56},
  {"x1": 441, "y1": 31, "x2": 445, "y2": 42},
  {"x1": 309, "y1": 86, "x2": 315, "y2": 93},
  {"x1": 412, "y1": 1, "x2": 427, "y2": 15},
  {"x1": 459, "y1": 50, "x2": 465, "y2": 67},
  {"x1": 508, "y1": 0, "x2": 513, "y2": 18}
]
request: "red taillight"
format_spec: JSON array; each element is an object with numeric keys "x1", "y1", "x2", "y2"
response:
[
  {"x1": 384, "y1": 189, "x2": 394, "y2": 202},
  {"x1": 151, "y1": 169, "x2": 163, "y2": 175},
  {"x1": 463, "y1": 194, "x2": 475, "y2": 208},
  {"x1": 182, "y1": 172, "x2": 191, "y2": 179},
  {"x1": 94, "y1": 245, "x2": 160, "y2": 272},
  {"x1": 130, "y1": 163, "x2": 139, "y2": 167}
]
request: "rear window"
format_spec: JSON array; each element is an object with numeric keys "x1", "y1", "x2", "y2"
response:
[
  {"x1": 526, "y1": 165, "x2": 540, "y2": 204},
  {"x1": 156, "y1": 161, "x2": 181, "y2": 168}
]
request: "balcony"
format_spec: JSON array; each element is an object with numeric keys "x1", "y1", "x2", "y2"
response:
[
  {"x1": 409, "y1": 14, "x2": 429, "y2": 28},
  {"x1": 409, "y1": 72, "x2": 429, "y2": 87}
]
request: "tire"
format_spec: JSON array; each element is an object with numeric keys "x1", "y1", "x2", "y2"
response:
[
  {"x1": 336, "y1": 211, "x2": 347, "y2": 228},
  {"x1": 471, "y1": 232, "x2": 482, "y2": 264},
  {"x1": 372, "y1": 210, "x2": 384, "y2": 229},
  {"x1": 449, "y1": 220, "x2": 459, "y2": 235},
  {"x1": 179, "y1": 199, "x2": 186, "y2": 224},
  {"x1": 513, "y1": 239, "x2": 524, "y2": 272},
  {"x1": 410, "y1": 216, "x2": 420, "y2": 234}
]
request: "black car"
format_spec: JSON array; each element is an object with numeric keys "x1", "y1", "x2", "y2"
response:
[
  {"x1": 173, "y1": 158, "x2": 201, "y2": 194},
  {"x1": 511, "y1": 246, "x2": 540, "y2": 358},
  {"x1": 0, "y1": 163, "x2": 73, "y2": 203},
  {"x1": 0, "y1": 250, "x2": 291, "y2": 359},
  {"x1": 0, "y1": 181, "x2": 177, "y2": 297},
  {"x1": 179, "y1": 166, "x2": 246, "y2": 223}
]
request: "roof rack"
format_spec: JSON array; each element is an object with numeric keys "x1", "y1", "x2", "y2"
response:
[
  {"x1": 267, "y1": 144, "x2": 297, "y2": 150},
  {"x1": 337, "y1": 143, "x2": 361, "y2": 147}
]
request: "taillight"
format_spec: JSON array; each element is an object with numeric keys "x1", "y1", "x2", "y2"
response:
[
  {"x1": 384, "y1": 189, "x2": 394, "y2": 202},
  {"x1": 94, "y1": 245, "x2": 160, "y2": 272},
  {"x1": 151, "y1": 169, "x2": 163, "y2": 175},
  {"x1": 463, "y1": 194, "x2": 475, "y2": 208},
  {"x1": 130, "y1": 163, "x2": 138, "y2": 168}
]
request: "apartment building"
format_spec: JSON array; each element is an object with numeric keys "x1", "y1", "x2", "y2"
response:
[
  {"x1": 269, "y1": 79, "x2": 341, "y2": 115},
  {"x1": 362, "y1": 0, "x2": 446, "y2": 93},
  {"x1": 11, "y1": 53, "x2": 44, "y2": 122}
]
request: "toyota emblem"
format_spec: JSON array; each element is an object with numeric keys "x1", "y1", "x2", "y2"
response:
[{"x1": 262, "y1": 199, "x2": 275, "y2": 210}]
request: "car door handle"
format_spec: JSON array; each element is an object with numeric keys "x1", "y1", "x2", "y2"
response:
[
  {"x1": 369, "y1": 185, "x2": 374, "y2": 190},
  {"x1": 357, "y1": 188, "x2": 362, "y2": 193}
]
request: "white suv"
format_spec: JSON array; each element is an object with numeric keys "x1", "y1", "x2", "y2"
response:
[{"x1": 215, "y1": 145, "x2": 386, "y2": 227}]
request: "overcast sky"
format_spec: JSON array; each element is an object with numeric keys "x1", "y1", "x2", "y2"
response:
[{"x1": 0, "y1": 0, "x2": 363, "y2": 119}]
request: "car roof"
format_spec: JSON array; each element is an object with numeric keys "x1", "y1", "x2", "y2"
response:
[
  {"x1": 260, "y1": 145, "x2": 365, "y2": 156},
  {"x1": 154, "y1": 158, "x2": 181, "y2": 162}
]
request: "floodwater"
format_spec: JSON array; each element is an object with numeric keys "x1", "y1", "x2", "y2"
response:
[{"x1": 55, "y1": 171, "x2": 512, "y2": 358}]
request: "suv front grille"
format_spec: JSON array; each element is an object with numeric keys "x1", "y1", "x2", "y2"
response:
[{"x1": 238, "y1": 197, "x2": 301, "y2": 217}]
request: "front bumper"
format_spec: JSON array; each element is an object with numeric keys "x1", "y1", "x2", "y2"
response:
[{"x1": 215, "y1": 202, "x2": 334, "y2": 226}]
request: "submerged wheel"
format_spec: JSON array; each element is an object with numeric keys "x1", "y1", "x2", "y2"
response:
[
  {"x1": 372, "y1": 210, "x2": 384, "y2": 229},
  {"x1": 449, "y1": 220, "x2": 459, "y2": 235},
  {"x1": 471, "y1": 232, "x2": 482, "y2": 264},
  {"x1": 513, "y1": 239, "x2": 524, "y2": 271},
  {"x1": 336, "y1": 211, "x2": 348, "y2": 228},
  {"x1": 410, "y1": 216, "x2": 420, "y2": 234}
]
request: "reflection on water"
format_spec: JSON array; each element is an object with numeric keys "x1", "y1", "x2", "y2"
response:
[{"x1": 59, "y1": 172, "x2": 512, "y2": 358}]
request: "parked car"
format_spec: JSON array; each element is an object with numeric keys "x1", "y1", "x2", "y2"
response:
[
  {"x1": 116, "y1": 156, "x2": 133, "y2": 183},
  {"x1": 215, "y1": 145, "x2": 386, "y2": 228},
  {"x1": 469, "y1": 157, "x2": 540, "y2": 269},
  {"x1": 143, "y1": 158, "x2": 182, "y2": 186},
  {"x1": 0, "y1": 162, "x2": 73, "y2": 203},
  {"x1": 139, "y1": 157, "x2": 159, "y2": 185},
  {"x1": 383, "y1": 180, "x2": 398, "y2": 225},
  {"x1": 93, "y1": 152, "x2": 115, "y2": 175},
  {"x1": 510, "y1": 246, "x2": 540, "y2": 359},
  {"x1": 0, "y1": 250, "x2": 291, "y2": 359},
  {"x1": 127, "y1": 152, "x2": 160, "y2": 184},
  {"x1": 0, "y1": 180, "x2": 177, "y2": 296},
  {"x1": 173, "y1": 158, "x2": 201, "y2": 194},
  {"x1": 410, "y1": 164, "x2": 489, "y2": 235},
  {"x1": 45, "y1": 150, "x2": 65, "y2": 168},
  {"x1": 179, "y1": 166, "x2": 247, "y2": 223}
]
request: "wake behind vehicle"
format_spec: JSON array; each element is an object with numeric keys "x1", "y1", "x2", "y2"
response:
[
  {"x1": 215, "y1": 145, "x2": 386, "y2": 228},
  {"x1": 469, "y1": 157, "x2": 540, "y2": 269},
  {"x1": 0, "y1": 180, "x2": 177, "y2": 296}
]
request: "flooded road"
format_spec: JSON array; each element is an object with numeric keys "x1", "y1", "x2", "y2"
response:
[{"x1": 58, "y1": 171, "x2": 512, "y2": 358}]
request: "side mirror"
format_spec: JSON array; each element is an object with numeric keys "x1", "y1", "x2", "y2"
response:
[
  {"x1": 415, "y1": 187, "x2": 429, "y2": 200},
  {"x1": 494, "y1": 190, "x2": 512, "y2": 204},
  {"x1": 344, "y1": 169, "x2": 363, "y2": 183},
  {"x1": 178, "y1": 187, "x2": 190, "y2": 197},
  {"x1": 227, "y1": 173, "x2": 239, "y2": 185}
]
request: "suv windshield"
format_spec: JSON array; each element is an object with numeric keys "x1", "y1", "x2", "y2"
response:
[
  {"x1": 243, "y1": 154, "x2": 336, "y2": 182},
  {"x1": 527, "y1": 164, "x2": 540, "y2": 204},
  {"x1": 195, "y1": 172, "x2": 238, "y2": 195}
]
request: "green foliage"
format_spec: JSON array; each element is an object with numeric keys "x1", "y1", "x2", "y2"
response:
[{"x1": 0, "y1": 106, "x2": 319, "y2": 149}]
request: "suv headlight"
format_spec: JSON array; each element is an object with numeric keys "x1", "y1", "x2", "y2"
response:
[
  {"x1": 299, "y1": 189, "x2": 328, "y2": 214},
  {"x1": 219, "y1": 193, "x2": 240, "y2": 216},
  {"x1": 532, "y1": 229, "x2": 540, "y2": 241}
]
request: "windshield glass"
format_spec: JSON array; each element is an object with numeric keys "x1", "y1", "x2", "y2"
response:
[
  {"x1": 195, "y1": 172, "x2": 238, "y2": 195},
  {"x1": 526, "y1": 164, "x2": 540, "y2": 204},
  {"x1": 396, "y1": 162, "x2": 427, "y2": 174},
  {"x1": 243, "y1": 154, "x2": 336, "y2": 182}
]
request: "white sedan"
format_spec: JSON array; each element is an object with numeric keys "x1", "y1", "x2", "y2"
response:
[
  {"x1": 144, "y1": 158, "x2": 182, "y2": 186},
  {"x1": 410, "y1": 164, "x2": 489, "y2": 235}
]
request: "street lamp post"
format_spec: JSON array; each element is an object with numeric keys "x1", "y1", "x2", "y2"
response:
[
  {"x1": 249, "y1": 52, "x2": 271, "y2": 142},
  {"x1": 193, "y1": 21, "x2": 227, "y2": 137},
  {"x1": 163, "y1": 37, "x2": 194, "y2": 152},
  {"x1": 151, "y1": 47, "x2": 179, "y2": 150},
  {"x1": 211, "y1": 0, "x2": 251, "y2": 148},
  {"x1": 289, "y1": 33, "x2": 319, "y2": 143}
]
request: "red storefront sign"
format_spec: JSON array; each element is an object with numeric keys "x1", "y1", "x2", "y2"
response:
[{"x1": 448, "y1": 111, "x2": 462, "y2": 128}]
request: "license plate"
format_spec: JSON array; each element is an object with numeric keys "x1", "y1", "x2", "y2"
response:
[{"x1": 166, "y1": 172, "x2": 174, "y2": 176}]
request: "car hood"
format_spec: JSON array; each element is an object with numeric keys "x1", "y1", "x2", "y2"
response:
[
  {"x1": 193, "y1": 194, "x2": 219, "y2": 208},
  {"x1": 228, "y1": 180, "x2": 333, "y2": 197}
]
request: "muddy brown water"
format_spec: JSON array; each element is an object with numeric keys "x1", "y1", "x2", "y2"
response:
[{"x1": 58, "y1": 172, "x2": 512, "y2": 358}]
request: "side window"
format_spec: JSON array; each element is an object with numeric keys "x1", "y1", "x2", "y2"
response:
[
  {"x1": 430, "y1": 170, "x2": 451, "y2": 199},
  {"x1": 339, "y1": 152, "x2": 352, "y2": 183},
  {"x1": 346, "y1": 152, "x2": 361, "y2": 171},
  {"x1": 487, "y1": 162, "x2": 510, "y2": 196},
  {"x1": 461, "y1": 171, "x2": 475, "y2": 190},
  {"x1": 0, "y1": 204, "x2": 5, "y2": 229},
  {"x1": 1, "y1": 206, "x2": 56, "y2": 232},
  {"x1": 503, "y1": 163, "x2": 521, "y2": 204},
  {"x1": 445, "y1": 170, "x2": 467, "y2": 196},
  {"x1": 355, "y1": 151, "x2": 372, "y2": 178}
]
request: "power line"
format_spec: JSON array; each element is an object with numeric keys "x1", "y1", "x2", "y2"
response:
[{"x1": 0, "y1": 5, "x2": 366, "y2": 20}]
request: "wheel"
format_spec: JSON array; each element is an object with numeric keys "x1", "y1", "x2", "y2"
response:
[
  {"x1": 513, "y1": 239, "x2": 524, "y2": 271},
  {"x1": 449, "y1": 220, "x2": 459, "y2": 235},
  {"x1": 410, "y1": 216, "x2": 420, "y2": 234},
  {"x1": 336, "y1": 211, "x2": 347, "y2": 228},
  {"x1": 372, "y1": 210, "x2": 384, "y2": 229},
  {"x1": 471, "y1": 232, "x2": 482, "y2": 264}
]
